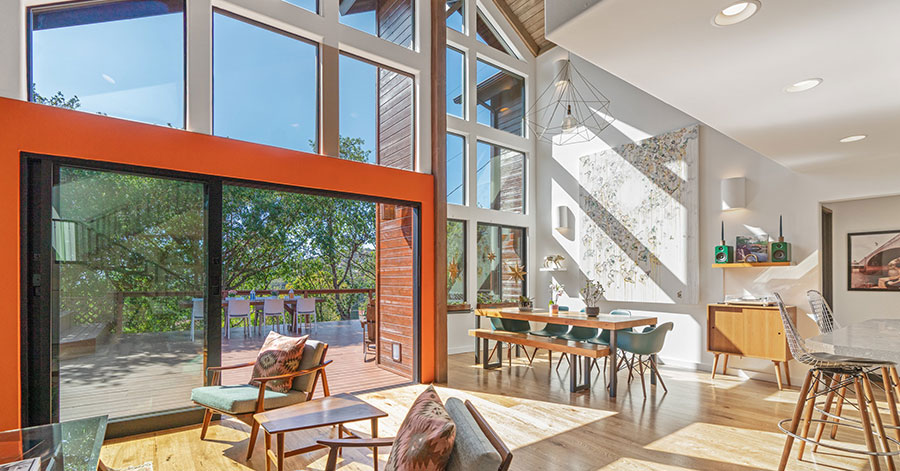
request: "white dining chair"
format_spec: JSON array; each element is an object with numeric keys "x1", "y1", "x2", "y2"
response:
[
  {"x1": 262, "y1": 298, "x2": 286, "y2": 334},
  {"x1": 190, "y1": 298, "x2": 204, "y2": 342},
  {"x1": 225, "y1": 299, "x2": 252, "y2": 339},
  {"x1": 295, "y1": 297, "x2": 317, "y2": 334}
]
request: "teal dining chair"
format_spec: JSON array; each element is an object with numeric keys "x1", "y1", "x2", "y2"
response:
[
  {"x1": 586, "y1": 309, "x2": 631, "y2": 373},
  {"x1": 556, "y1": 308, "x2": 600, "y2": 372},
  {"x1": 530, "y1": 306, "x2": 571, "y2": 365},
  {"x1": 486, "y1": 316, "x2": 534, "y2": 367},
  {"x1": 617, "y1": 322, "x2": 674, "y2": 397}
]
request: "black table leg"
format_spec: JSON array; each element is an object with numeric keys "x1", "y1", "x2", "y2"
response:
[
  {"x1": 474, "y1": 314, "x2": 480, "y2": 363},
  {"x1": 609, "y1": 329, "x2": 618, "y2": 397},
  {"x1": 482, "y1": 338, "x2": 502, "y2": 369},
  {"x1": 569, "y1": 354, "x2": 591, "y2": 393}
]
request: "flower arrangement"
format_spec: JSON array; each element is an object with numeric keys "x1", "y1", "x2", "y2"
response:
[
  {"x1": 580, "y1": 279, "x2": 605, "y2": 315},
  {"x1": 226, "y1": 289, "x2": 237, "y2": 298},
  {"x1": 548, "y1": 281, "x2": 565, "y2": 306}
]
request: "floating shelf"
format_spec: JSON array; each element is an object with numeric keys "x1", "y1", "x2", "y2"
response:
[
  {"x1": 539, "y1": 267, "x2": 568, "y2": 272},
  {"x1": 712, "y1": 262, "x2": 791, "y2": 268}
]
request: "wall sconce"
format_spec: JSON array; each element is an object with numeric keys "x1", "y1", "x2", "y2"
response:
[
  {"x1": 555, "y1": 206, "x2": 570, "y2": 232},
  {"x1": 721, "y1": 177, "x2": 746, "y2": 211}
]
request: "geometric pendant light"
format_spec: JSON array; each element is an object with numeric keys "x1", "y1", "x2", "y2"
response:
[{"x1": 526, "y1": 54, "x2": 613, "y2": 145}]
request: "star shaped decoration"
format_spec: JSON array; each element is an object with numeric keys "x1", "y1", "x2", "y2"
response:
[
  {"x1": 506, "y1": 262, "x2": 527, "y2": 282},
  {"x1": 486, "y1": 252, "x2": 496, "y2": 262},
  {"x1": 448, "y1": 261, "x2": 460, "y2": 284}
]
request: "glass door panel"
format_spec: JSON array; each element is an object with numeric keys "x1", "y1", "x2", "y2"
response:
[{"x1": 52, "y1": 166, "x2": 207, "y2": 421}]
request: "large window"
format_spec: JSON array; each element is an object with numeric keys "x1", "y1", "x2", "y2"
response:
[
  {"x1": 340, "y1": 54, "x2": 415, "y2": 169},
  {"x1": 447, "y1": 220, "x2": 466, "y2": 304},
  {"x1": 477, "y1": 224, "x2": 525, "y2": 303},
  {"x1": 29, "y1": 0, "x2": 185, "y2": 128},
  {"x1": 446, "y1": 0, "x2": 464, "y2": 33},
  {"x1": 476, "y1": 141, "x2": 525, "y2": 214},
  {"x1": 476, "y1": 60, "x2": 524, "y2": 136},
  {"x1": 446, "y1": 47, "x2": 465, "y2": 118},
  {"x1": 339, "y1": 0, "x2": 414, "y2": 49},
  {"x1": 213, "y1": 12, "x2": 318, "y2": 152},
  {"x1": 447, "y1": 133, "x2": 465, "y2": 205},
  {"x1": 475, "y1": 9, "x2": 514, "y2": 56},
  {"x1": 283, "y1": 0, "x2": 317, "y2": 13}
]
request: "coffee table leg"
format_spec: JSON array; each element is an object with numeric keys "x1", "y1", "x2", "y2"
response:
[
  {"x1": 264, "y1": 431, "x2": 272, "y2": 471},
  {"x1": 276, "y1": 433, "x2": 285, "y2": 471},
  {"x1": 372, "y1": 418, "x2": 379, "y2": 471}
]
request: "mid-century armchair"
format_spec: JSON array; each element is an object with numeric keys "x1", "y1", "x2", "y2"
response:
[{"x1": 191, "y1": 340, "x2": 332, "y2": 460}]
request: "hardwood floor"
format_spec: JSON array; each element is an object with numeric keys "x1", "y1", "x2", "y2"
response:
[{"x1": 100, "y1": 352, "x2": 884, "y2": 470}]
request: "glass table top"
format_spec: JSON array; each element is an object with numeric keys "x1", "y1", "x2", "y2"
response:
[{"x1": 0, "y1": 416, "x2": 107, "y2": 471}]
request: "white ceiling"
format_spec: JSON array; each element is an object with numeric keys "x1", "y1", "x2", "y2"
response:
[{"x1": 545, "y1": 0, "x2": 900, "y2": 175}]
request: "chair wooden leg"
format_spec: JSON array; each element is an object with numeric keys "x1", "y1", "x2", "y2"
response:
[
  {"x1": 637, "y1": 355, "x2": 647, "y2": 398},
  {"x1": 246, "y1": 419, "x2": 261, "y2": 461},
  {"x1": 797, "y1": 372, "x2": 821, "y2": 459},
  {"x1": 525, "y1": 348, "x2": 537, "y2": 366},
  {"x1": 891, "y1": 367, "x2": 900, "y2": 404},
  {"x1": 883, "y1": 367, "x2": 900, "y2": 443},
  {"x1": 200, "y1": 409, "x2": 213, "y2": 440},
  {"x1": 831, "y1": 377, "x2": 848, "y2": 440},
  {"x1": 855, "y1": 375, "x2": 883, "y2": 471},
  {"x1": 650, "y1": 357, "x2": 667, "y2": 393},
  {"x1": 556, "y1": 353, "x2": 568, "y2": 372},
  {"x1": 779, "y1": 370, "x2": 814, "y2": 471},
  {"x1": 812, "y1": 373, "x2": 840, "y2": 452},
  {"x1": 711, "y1": 353, "x2": 720, "y2": 380},
  {"x1": 863, "y1": 373, "x2": 896, "y2": 471}
]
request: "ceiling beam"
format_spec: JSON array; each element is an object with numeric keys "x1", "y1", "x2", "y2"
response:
[{"x1": 491, "y1": 0, "x2": 541, "y2": 58}]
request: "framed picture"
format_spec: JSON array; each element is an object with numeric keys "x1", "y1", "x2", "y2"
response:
[{"x1": 848, "y1": 230, "x2": 900, "y2": 291}]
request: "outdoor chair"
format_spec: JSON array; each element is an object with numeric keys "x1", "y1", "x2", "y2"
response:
[
  {"x1": 295, "y1": 296, "x2": 317, "y2": 334},
  {"x1": 361, "y1": 302, "x2": 377, "y2": 361},
  {"x1": 225, "y1": 299, "x2": 252, "y2": 339},
  {"x1": 191, "y1": 339, "x2": 332, "y2": 461},
  {"x1": 190, "y1": 298, "x2": 204, "y2": 342},
  {"x1": 317, "y1": 397, "x2": 512, "y2": 471},
  {"x1": 261, "y1": 298, "x2": 286, "y2": 334}
]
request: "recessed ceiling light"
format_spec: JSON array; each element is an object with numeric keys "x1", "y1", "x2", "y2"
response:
[
  {"x1": 714, "y1": 1, "x2": 761, "y2": 26},
  {"x1": 839, "y1": 135, "x2": 866, "y2": 143},
  {"x1": 784, "y1": 78, "x2": 822, "y2": 93}
]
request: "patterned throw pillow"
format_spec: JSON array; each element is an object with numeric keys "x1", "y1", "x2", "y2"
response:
[
  {"x1": 249, "y1": 332, "x2": 308, "y2": 393},
  {"x1": 385, "y1": 385, "x2": 457, "y2": 471}
]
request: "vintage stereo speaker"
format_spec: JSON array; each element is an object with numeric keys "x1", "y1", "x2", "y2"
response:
[
  {"x1": 715, "y1": 221, "x2": 734, "y2": 264},
  {"x1": 770, "y1": 215, "x2": 792, "y2": 262}
]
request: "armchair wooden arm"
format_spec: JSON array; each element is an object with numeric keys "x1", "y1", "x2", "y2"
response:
[
  {"x1": 253, "y1": 360, "x2": 334, "y2": 414},
  {"x1": 316, "y1": 437, "x2": 396, "y2": 471},
  {"x1": 207, "y1": 362, "x2": 256, "y2": 385}
]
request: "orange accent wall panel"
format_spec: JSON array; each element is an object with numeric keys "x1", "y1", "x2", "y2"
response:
[{"x1": 0, "y1": 98, "x2": 436, "y2": 431}]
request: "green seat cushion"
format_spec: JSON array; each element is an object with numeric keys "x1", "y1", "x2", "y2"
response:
[
  {"x1": 191, "y1": 385, "x2": 307, "y2": 414},
  {"x1": 445, "y1": 398, "x2": 502, "y2": 471}
]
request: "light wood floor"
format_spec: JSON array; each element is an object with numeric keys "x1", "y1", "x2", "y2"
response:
[{"x1": 100, "y1": 351, "x2": 886, "y2": 471}]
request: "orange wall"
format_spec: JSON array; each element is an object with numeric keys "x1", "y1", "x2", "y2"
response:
[{"x1": 0, "y1": 97, "x2": 436, "y2": 431}]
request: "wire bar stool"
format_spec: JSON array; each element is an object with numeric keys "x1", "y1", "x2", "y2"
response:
[{"x1": 774, "y1": 293, "x2": 900, "y2": 471}]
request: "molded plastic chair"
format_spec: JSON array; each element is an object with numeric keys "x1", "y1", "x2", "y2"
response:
[
  {"x1": 293, "y1": 297, "x2": 317, "y2": 334},
  {"x1": 225, "y1": 299, "x2": 251, "y2": 339},
  {"x1": 487, "y1": 316, "x2": 534, "y2": 367},
  {"x1": 617, "y1": 322, "x2": 674, "y2": 397},
  {"x1": 587, "y1": 309, "x2": 632, "y2": 373},
  {"x1": 190, "y1": 298, "x2": 204, "y2": 342},
  {"x1": 529, "y1": 307, "x2": 571, "y2": 367},
  {"x1": 262, "y1": 298, "x2": 286, "y2": 334}
]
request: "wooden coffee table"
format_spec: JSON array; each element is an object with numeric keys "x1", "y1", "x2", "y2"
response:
[{"x1": 254, "y1": 393, "x2": 388, "y2": 471}]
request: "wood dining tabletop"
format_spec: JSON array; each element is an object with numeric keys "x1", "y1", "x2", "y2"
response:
[{"x1": 491, "y1": 308, "x2": 659, "y2": 330}]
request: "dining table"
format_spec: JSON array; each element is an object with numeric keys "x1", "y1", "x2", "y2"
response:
[
  {"x1": 806, "y1": 318, "x2": 900, "y2": 365},
  {"x1": 475, "y1": 308, "x2": 659, "y2": 397},
  {"x1": 221, "y1": 297, "x2": 320, "y2": 337}
]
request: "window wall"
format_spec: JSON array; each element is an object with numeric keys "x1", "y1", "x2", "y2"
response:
[
  {"x1": 445, "y1": 0, "x2": 535, "y2": 311},
  {"x1": 21, "y1": 0, "x2": 429, "y2": 172}
]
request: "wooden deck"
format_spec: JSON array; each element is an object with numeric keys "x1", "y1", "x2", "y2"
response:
[{"x1": 60, "y1": 320, "x2": 409, "y2": 421}]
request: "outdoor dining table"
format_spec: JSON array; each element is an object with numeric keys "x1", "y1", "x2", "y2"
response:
[
  {"x1": 221, "y1": 297, "x2": 320, "y2": 335},
  {"x1": 475, "y1": 308, "x2": 658, "y2": 397},
  {"x1": 806, "y1": 318, "x2": 900, "y2": 365}
]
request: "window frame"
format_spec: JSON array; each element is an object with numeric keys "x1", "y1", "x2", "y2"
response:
[{"x1": 475, "y1": 221, "x2": 527, "y2": 302}]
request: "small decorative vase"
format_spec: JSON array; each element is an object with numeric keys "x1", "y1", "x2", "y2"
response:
[
  {"x1": 551, "y1": 304, "x2": 559, "y2": 314},
  {"x1": 585, "y1": 306, "x2": 600, "y2": 316}
]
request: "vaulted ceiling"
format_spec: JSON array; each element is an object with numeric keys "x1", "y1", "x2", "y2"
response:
[{"x1": 491, "y1": 0, "x2": 554, "y2": 56}]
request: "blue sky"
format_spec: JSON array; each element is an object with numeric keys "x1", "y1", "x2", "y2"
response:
[{"x1": 31, "y1": 1, "x2": 392, "y2": 164}]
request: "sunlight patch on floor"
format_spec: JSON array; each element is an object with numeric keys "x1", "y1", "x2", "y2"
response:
[
  {"x1": 644, "y1": 422, "x2": 795, "y2": 470},
  {"x1": 599, "y1": 457, "x2": 699, "y2": 471}
]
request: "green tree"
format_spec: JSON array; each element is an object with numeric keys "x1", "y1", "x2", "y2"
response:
[{"x1": 32, "y1": 85, "x2": 81, "y2": 110}]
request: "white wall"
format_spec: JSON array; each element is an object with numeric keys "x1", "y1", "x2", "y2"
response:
[
  {"x1": 827, "y1": 195, "x2": 900, "y2": 325},
  {"x1": 531, "y1": 47, "x2": 900, "y2": 384}
]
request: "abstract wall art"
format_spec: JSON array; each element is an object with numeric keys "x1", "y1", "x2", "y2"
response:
[{"x1": 579, "y1": 125, "x2": 699, "y2": 304}]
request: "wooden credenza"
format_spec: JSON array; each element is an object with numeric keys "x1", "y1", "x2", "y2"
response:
[{"x1": 707, "y1": 303, "x2": 797, "y2": 389}]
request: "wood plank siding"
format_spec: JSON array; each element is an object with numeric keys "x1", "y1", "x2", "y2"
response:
[{"x1": 375, "y1": 205, "x2": 416, "y2": 379}]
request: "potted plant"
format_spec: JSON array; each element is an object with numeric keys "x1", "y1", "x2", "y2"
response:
[
  {"x1": 580, "y1": 279, "x2": 605, "y2": 316},
  {"x1": 226, "y1": 289, "x2": 237, "y2": 298},
  {"x1": 549, "y1": 280, "x2": 565, "y2": 313},
  {"x1": 475, "y1": 292, "x2": 516, "y2": 309},
  {"x1": 518, "y1": 295, "x2": 534, "y2": 311}
]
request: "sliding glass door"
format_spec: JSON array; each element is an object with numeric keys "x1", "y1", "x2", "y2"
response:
[{"x1": 23, "y1": 158, "x2": 215, "y2": 432}]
